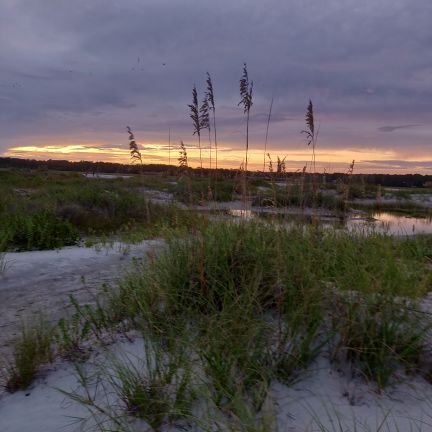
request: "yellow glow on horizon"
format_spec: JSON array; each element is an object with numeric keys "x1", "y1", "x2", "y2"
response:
[
  {"x1": 9, "y1": 145, "x2": 130, "y2": 155},
  {"x1": 3, "y1": 143, "x2": 430, "y2": 173}
]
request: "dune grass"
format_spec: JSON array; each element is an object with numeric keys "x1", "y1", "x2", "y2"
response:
[
  {"x1": 3, "y1": 219, "x2": 431, "y2": 431},
  {"x1": 51, "y1": 221, "x2": 430, "y2": 430},
  {"x1": 4, "y1": 318, "x2": 54, "y2": 391}
]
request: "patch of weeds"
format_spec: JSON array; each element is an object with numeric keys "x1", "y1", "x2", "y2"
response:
[
  {"x1": 274, "y1": 319, "x2": 325, "y2": 385},
  {"x1": 5, "y1": 318, "x2": 54, "y2": 391},
  {"x1": 56, "y1": 295, "x2": 113, "y2": 360},
  {"x1": 64, "y1": 338, "x2": 197, "y2": 431},
  {"x1": 55, "y1": 296, "x2": 92, "y2": 360},
  {"x1": 330, "y1": 292, "x2": 429, "y2": 388}
]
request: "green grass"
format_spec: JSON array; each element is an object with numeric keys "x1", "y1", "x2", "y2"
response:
[
  {"x1": 47, "y1": 220, "x2": 432, "y2": 430},
  {"x1": 0, "y1": 168, "x2": 207, "y2": 251},
  {"x1": 6, "y1": 221, "x2": 432, "y2": 401},
  {"x1": 106, "y1": 221, "x2": 432, "y2": 394},
  {"x1": 4, "y1": 318, "x2": 54, "y2": 391}
]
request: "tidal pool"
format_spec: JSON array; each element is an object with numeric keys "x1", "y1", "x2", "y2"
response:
[{"x1": 225, "y1": 208, "x2": 432, "y2": 236}]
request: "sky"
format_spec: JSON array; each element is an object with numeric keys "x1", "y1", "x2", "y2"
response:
[{"x1": 0, "y1": 0, "x2": 431, "y2": 173}]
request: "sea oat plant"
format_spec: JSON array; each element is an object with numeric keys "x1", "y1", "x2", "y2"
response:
[
  {"x1": 301, "y1": 100, "x2": 316, "y2": 173},
  {"x1": 206, "y1": 72, "x2": 217, "y2": 172},
  {"x1": 238, "y1": 63, "x2": 253, "y2": 174},
  {"x1": 301, "y1": 100, "x2": 319, "y2": 208},
  {"x1": 126, "y1": 126, "x2": 143, "y2": 166},
  {"x1": 178, "y1": 141, "x2": 188, "y2": 170},
  {"x1": 188, "y1": 85, "x2": 203, "y2": 170}
]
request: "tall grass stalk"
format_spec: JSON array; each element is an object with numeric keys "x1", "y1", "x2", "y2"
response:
[
  {"x1": 301, "y1": 100, "x2": 318, "y2": 209},
  {"x1": 200, "y1": 93, "x2": 210, "y2": 165},
  {"x1": 239, "y1": 63, "x2": 253, "y2": 174},
  {"x1": 188, "y1": 85, "x2": 203, "y2": 170},
  {"x1": 301, "y1": 99, "x2": 316, "y2": 174},
  {"x1": 206, "y1": 72, "x2": 217, "y2": 172},
  {"x1": 126, "y1": 126, "x2": 143, "y2": 166},
  {"x1": 263, "y1": 97, "x2": 274, "y2": 172},
  {"x1": 126, "y1": 126, "x2": 150, "y2": 219}
]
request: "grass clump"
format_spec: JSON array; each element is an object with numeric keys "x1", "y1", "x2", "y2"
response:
[
  {"x1": 110, "y1": 222, "x2": 327, "y2": 415},
  {"x1": 330, "y1": 292, "x2": 429, "y2": 388},
  {"x1": 111, "y1": 340, "x2": 195, "y2": 429},
  {"x1": 62, "y1": 338, "x2": 196, "y2": 432},
  {"x1": 4, "y1": 319, "x2": 54, "y2": 391}
]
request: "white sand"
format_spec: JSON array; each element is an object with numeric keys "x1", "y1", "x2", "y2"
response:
[
  {"x1": 1, "y1": 338, "x2": 432, "y2": 431},
  {"x1": 2, "y1": 238, "x2": 432, "y2": 431},
  {"x1": 0, "y1": 240, "x2": 163, "y2": 359}
]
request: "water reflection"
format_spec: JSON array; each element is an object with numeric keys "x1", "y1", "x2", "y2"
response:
[
  {"x1": 225, "y1": 208, "x2": 432, "y2": 236},
  {"x1": 351, "y1": 212, "x2": 432, "y2": 235}
]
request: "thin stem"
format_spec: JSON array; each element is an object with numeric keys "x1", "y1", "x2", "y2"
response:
[
  {"x1": 168, "y1": 128, "x2": 171, "y2": 166},
  {"x1": 213, "y1": 110, "x2": 217, "y2": 172},
  {"x1": 208, "y1": 127, "x2": 212, "y2": 170},
  {"x1": 245, "y1": 109, "x2": 250, "y2": 174},
  {"x1": 263, "y1": 97, "x2": 274, "y2": 172},
  {"x1": 198, "y1": 134, "x2": 202, "y2": 171}
]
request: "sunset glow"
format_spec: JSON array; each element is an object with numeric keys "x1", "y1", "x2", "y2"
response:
[{"x1": 0, "y1": 0, "x2": 431, "y2": 174}]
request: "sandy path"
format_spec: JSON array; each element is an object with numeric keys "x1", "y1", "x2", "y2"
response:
[{"x1": 0, "y1": 241, "x2": 162, "y2": 358}]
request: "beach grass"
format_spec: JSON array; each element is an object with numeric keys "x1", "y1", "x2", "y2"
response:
[
  {"x1": 52, "y1": 220, "x2": 432, "y2": 430},
  {"x1": 4, "y1": 318, "x2": 54, "y2": 391}
]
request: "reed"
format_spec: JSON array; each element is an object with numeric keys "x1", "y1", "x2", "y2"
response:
[
  {"x1": 301, "y1": 100, "x2": 318, "y2": 209},
  {"x1": 126, "y1": 126, "x2": 143, "y2": 166},
  {"x1": 263, "y1": 97, "x2": 274, "y2": 172},
  {"x1": 301, "y1": 99, "x2": 316, "y2": 174},
  {"x1": 206, "y1": 72, "x2": 217, "y2": 172},
  {"x1": 188, "y1": 85, "x2": 203, "y2": 170},
  {"x1": 238, "y1": 63, "x2": 253, "y2": 174}
]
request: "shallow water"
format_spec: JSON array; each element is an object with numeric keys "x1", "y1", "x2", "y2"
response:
[
  {"x1": 226, "y1": 208, "x2": 432, "y2": 236},
  {"x1": 349, "y1": 212, "x2": 432, "y2": 235}
]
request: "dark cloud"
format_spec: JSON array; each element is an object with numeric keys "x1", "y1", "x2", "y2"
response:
[
  {"x1": 363, "y1": 160, "x2": 432, "y2": 170},
  {"x1": 378, "y1": 124, "x2": 423, "y2": 133}
]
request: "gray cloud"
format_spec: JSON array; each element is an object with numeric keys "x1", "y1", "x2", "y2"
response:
[{"x1": 378, "y1": 124, "x2": 423, "y2": 133}]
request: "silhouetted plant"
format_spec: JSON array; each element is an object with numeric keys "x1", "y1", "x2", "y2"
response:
[
  {"x1": 200, "y1": 94, "x2": 211, "y2": 168},
  {"x1": 344, "y1": 159, "x2": 356, "y2": 206},
  {"x1": 267, "y1": 153, "x2": 273, "y2": 173},
  {"x1": 188, "y1": 85, "x2": 203, "y2": 170},
  {"x1": 263, "y1": 97, "x2": 274, "y2": 172},
  {"x1": 277, "y1": 156, "x2": 286, "y2": 175},
  {"x1": 238, "y1": 63, "x2": 253, "y2": 173},
  {"x1": 126, "y1": 126, "x2": 143, "y2": 165},
  {"x1": 301, "y1": 100, "x2": 316, "y2": 173},
  {"x1": 178, "y1": 141, "x2": 188, "y2": 169},
  {"x1": 206, "y1": 72, "x2": 217, "y2": 171},
  {"x1": 301, "y1": 100, "x2": 318, "y2": 208}
]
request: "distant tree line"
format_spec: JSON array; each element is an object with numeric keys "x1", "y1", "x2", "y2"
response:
[{"x1": 0, "y1": 157, "x2": 431, "y2": 188}]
